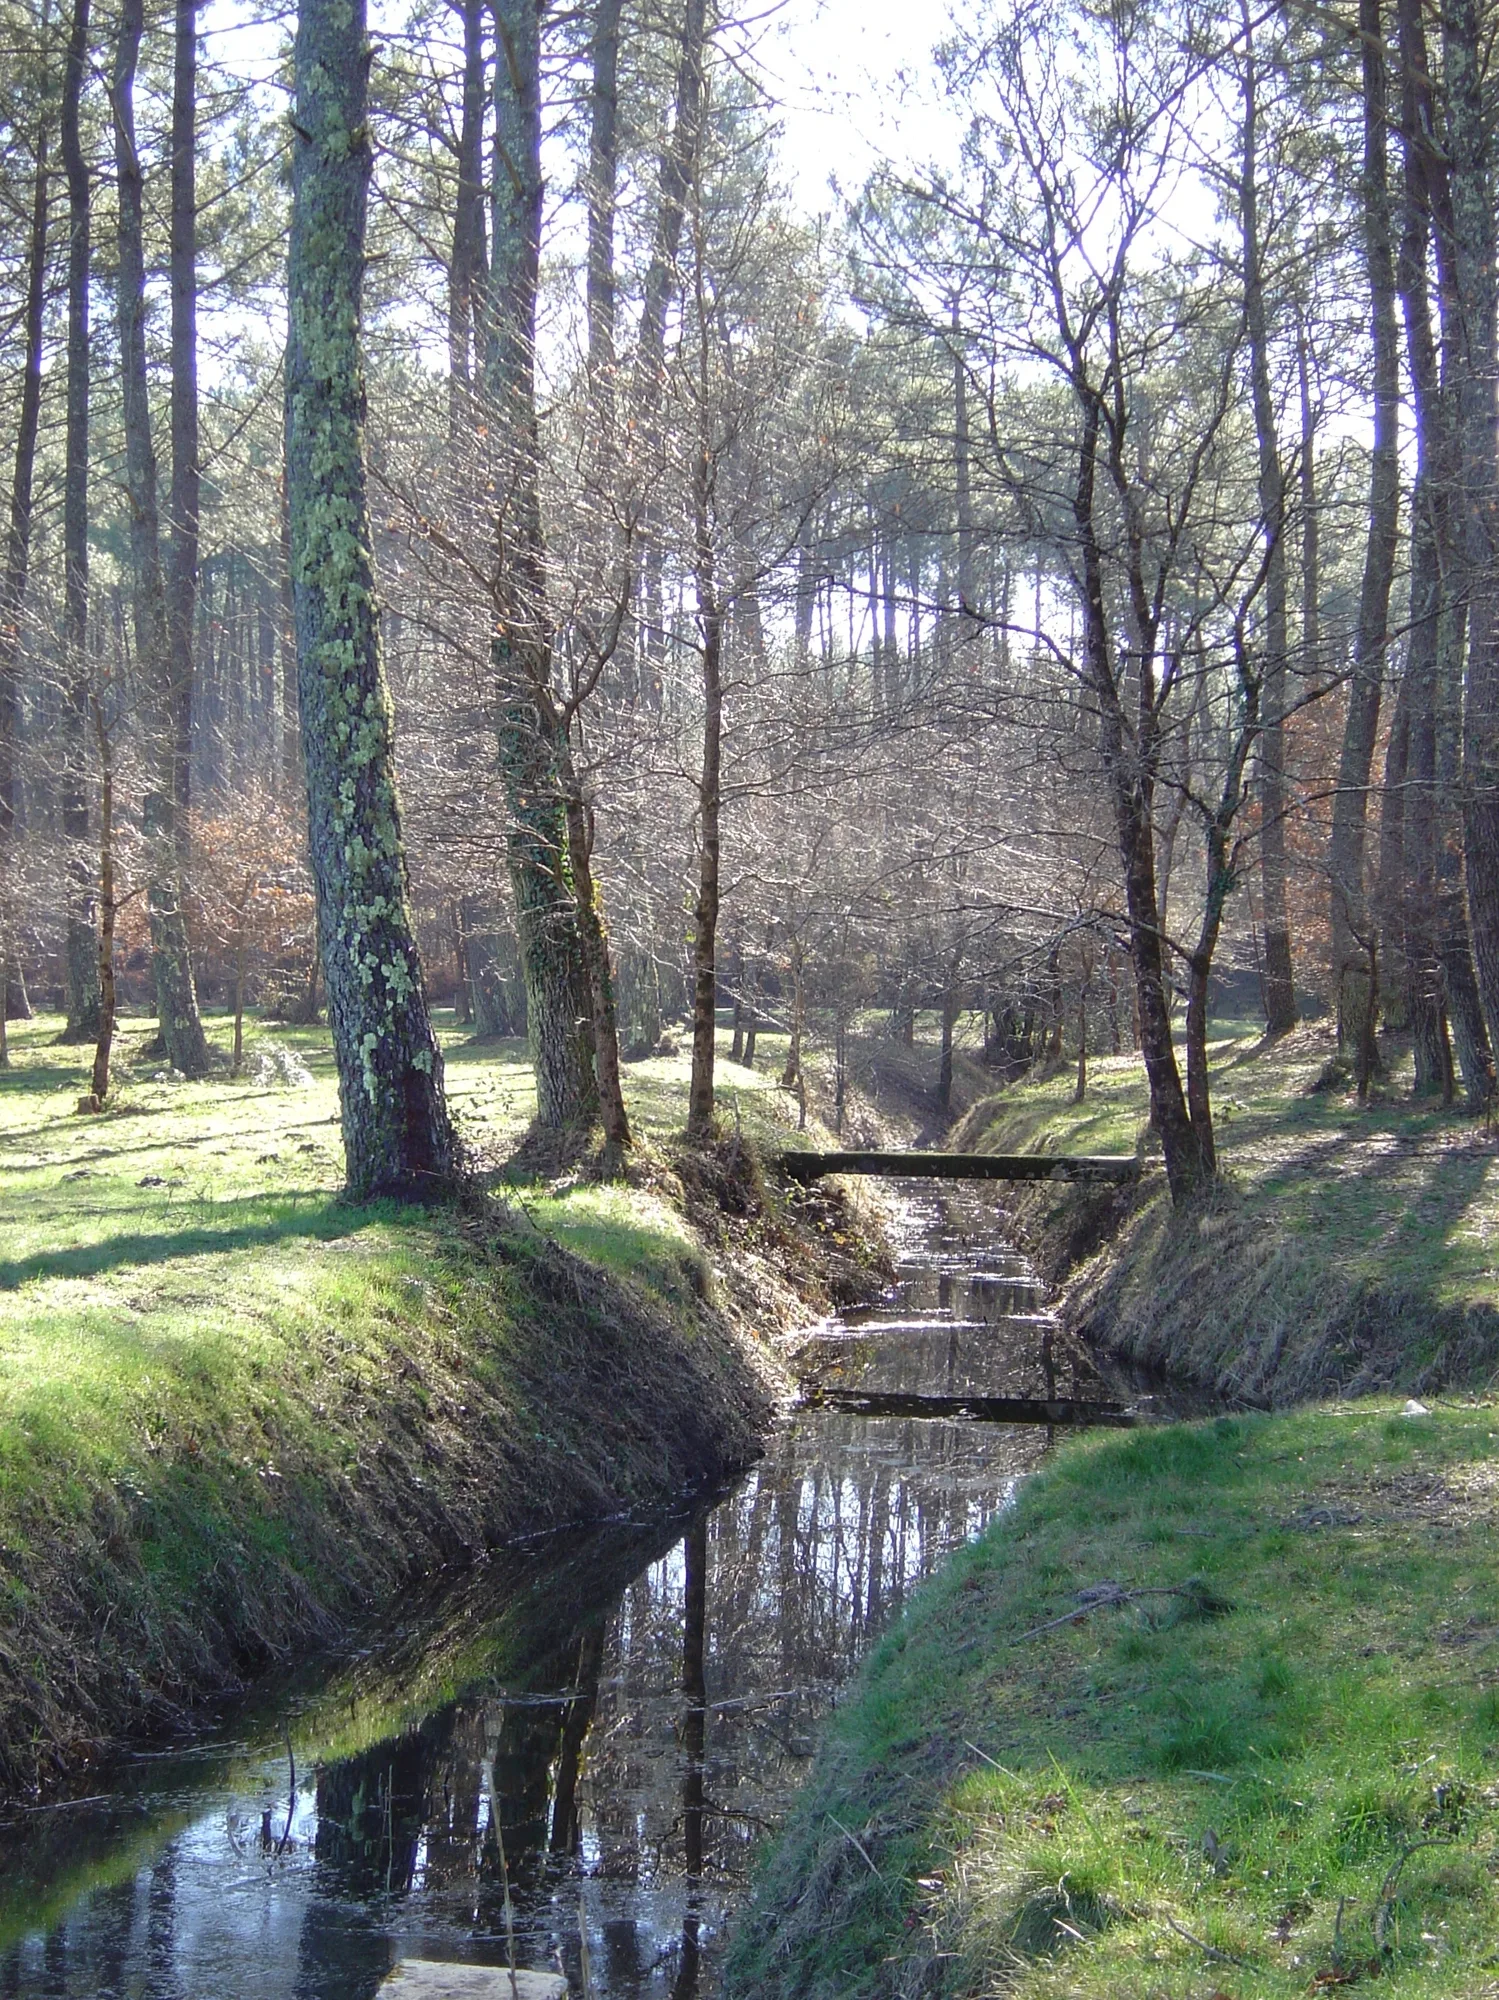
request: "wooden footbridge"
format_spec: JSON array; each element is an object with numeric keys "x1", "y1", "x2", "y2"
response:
[{"x1": 782, "y1": 1149, "x2": 1139, "y2": 1184}]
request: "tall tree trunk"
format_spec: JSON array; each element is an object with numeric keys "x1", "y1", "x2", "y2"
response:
[
  {"x1": 1238, "y1": 23, "x2": 1297, "y2": 1038},
  {"x1": 278, "y1": 461, "x2": 302, "y2": 792},
  {"x1": 635, "y1": 0, "x2": 708, "y2": 407},
  {"x1": 1076, "y1": 393, "x2": 1208, "y2": 1202},
  {"x1": 168, "y1": 0, "x2": 198, "y2": 875},
  {"x1": 586, "y1": 0, "x2": 621, "y2": 411},
  {"x1": 286, "y1": 0, "x2": 454, "y2": 1197},
  {"x1": 1392, "y1": 0, "x2": 1483, "y2": 1102},
  {"x1": 1247, "y1": 31, "x2": 1303, "y2": 1048},
  {"x1": 1297, "y1": 319, "x2": 1321, "y2": 678},
  {"x1": 938, "y1": 973, "x2": 958, "y2": 1115},
  {"x1": 565, "y1": 788, "x2": 632, "y2": 1165},
  {"x1": 0, "y1": 115, "x2": 49, "y2": 1066},
  {"x1": 488, "y1": 0, "x2": 598, "y2": 1130},
  {"x1": 1328, "y1": 0, "x2": 1400, "y2": 1058},
  {"x1": 631, "y1": 0, "x2": 708, "y2": 681},
  {"x1": 1392, "y1": 0, "x2": 1448, "y2": 1092},
  {"x1": 950, "y1": 299, "x2": 976, "y2": 648},
  {"x1": 60, "y1": 0, "x2": 100, "y2": 1042},
  {"x1": 448, "y1": 0, "x2": 487, "y2": 434},
  {"x1": 113, "y1": 0, "x2": 210, "y2": 1078},
  {"x1": 89, "y1": 698, "x2": 118, "y2": 1107},
  {"x1": 1445, "y1": 0, "x2": 1499, "y2": 1056},
  {"x1": 686, "y1": 434, "x2": 723, "y2": 1142}
]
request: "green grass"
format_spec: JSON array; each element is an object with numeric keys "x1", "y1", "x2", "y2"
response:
[
  {"x1": 953, "y1": 1024, "x2": 1499, "y2": 1402},
  {"x1": 964, "y1": 1023, "x2": 1499, "y2": 1308},
  {"x1": 0, "y1": 1008, "x2": 799, "y2": 1791},
  {"x1": 727, "y1": 1399, "x2": 1499, "y2": 1998}
]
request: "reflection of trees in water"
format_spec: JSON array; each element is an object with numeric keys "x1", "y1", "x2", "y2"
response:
[
  {"x1": 273, "y1": 1401, "x2": 1024, "y2": 1993},
  {"x1": 2, "y1": 1198, "x2": 1043, "y2": 1999}
]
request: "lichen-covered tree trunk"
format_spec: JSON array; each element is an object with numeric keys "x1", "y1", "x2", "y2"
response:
[
  {"x1": 286, "y1": 0, "x2": 454, "y2": 1199},
  {"x1": 60, "y1": 0, "x2": 100, "y2": 1044},
  {"x1": 113, "y1": 0, "x2": 210, "y2": 1079}
]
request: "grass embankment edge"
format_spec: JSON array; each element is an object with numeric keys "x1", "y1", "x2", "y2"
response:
[
  {"x1": 0, "y1": 1016, "x2": 890, "y2": 1800},
  {"x1": 726, "y1": 1399, "x2": 1499, "y2": 1999},
  {"x1": 954, "y1": 1026, "x2": 1499, "y2": 1405}
]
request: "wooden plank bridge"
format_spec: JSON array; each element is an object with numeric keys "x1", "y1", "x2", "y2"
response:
[
  {"x1": 799, "y1": 1387, "x2": 1138, "y2": 1427},
  {"x1": 781, "y1": 1149, "x2": 1139, "y2": 1184}
]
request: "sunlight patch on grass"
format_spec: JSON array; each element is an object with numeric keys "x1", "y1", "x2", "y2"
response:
[{"x1": 728, "y1": 1400, "x2": 1499, "y2": 1999}]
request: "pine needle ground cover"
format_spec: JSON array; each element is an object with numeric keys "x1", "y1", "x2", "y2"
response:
[
  {"x1": 727, "y1": 1402, "x2": 1499, "y2": 1999},
  {"x1": 0, "y1": 1012, "x2": 795, "y2": 1794}
]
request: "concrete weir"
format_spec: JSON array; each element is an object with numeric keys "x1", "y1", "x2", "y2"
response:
[{"x1": 380, "y1": 1964, "x2": 568, "y2": 1998}]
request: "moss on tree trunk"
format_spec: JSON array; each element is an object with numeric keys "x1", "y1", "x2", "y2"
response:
[{"x1": 285, "y1": 0, "x2": 454, "y2": 1199}]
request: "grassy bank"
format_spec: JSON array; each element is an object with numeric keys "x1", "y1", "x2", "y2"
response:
[
  {"x1": 727, "y1": 1398, "x2": 1499, "y2": 1999},
  {"x1": 0, "y1": 1010, "x2": 865, "y2": 1796},
  {"x1": 956, "y1": 1024, "x2": 1499, "y2": 1403}
]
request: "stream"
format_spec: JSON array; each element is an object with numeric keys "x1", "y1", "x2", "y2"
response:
[{"x1": 0, "y1": 1188, "x2": 1155, "y2": 1999}]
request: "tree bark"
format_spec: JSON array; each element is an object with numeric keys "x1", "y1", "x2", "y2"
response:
[
  {"x1": 586, "y1": 0, "x2": 621, "y2": 411},
  {"x1": 631, "y1": 0, "x2": 708, "y2": 681},
  {"x1": 286, "y1": 0, "x2": 455, "y2": 1197},
  {"x1": 89, "y1": 698, "x2": 118, "y2": 1107},
  {"x1": 565, "y1": 788, "x2": 632, "y2": 1165},
  {"x1": 938, "y1": 974, "x2": 958, "y2": 1115},
  {"x1": 950, "y1": 299, "x2": 977, "y2": 650},
  {"x1": 1391, "y1": 1, "x2": 1446, "y2": 1089},
  {"x1": 488, "y1": 0, "x2": 599, "y2": 1130},
  {"x1": 168, "y1": 0, "x2": 199, "y2": 874},
  {"x1": 1327, "y1": 0, "x2": 1399, "y2": 1062},
  {"x1": 447, "y1": 0, "x2": 487, "y2": 432},
  {"x1": 0, "y1": 114, "x2": 49, "y2": 1063},
  {"x1": 113, "y1": 0, "x2": 211, "y2": 1079},
  {"x1": 1296, "y1": 320, "x2": 1320, "y2": 679},
  {"x1": 1076, "y1": 384, "x2": 1209, "y2": 1202},
  {"x1": 1238, "y1": 41, "x2": 1297, "y2": 1038},
  {"x1": 1445, "y1": 0, "x2": 1499, "y2": 1058},
  {"x1": 686, "y1": 448, "x2": 723, "y2": 1142}
]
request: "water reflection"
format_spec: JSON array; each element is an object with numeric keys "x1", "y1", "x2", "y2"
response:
[{"x1": 0, "y1": 1190, "x2": 1066, "y2": 2000}]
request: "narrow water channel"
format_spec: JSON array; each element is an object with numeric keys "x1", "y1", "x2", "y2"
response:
[{"x1": 0, "y1": 1189, "x2": 1135, "y2": 1999}]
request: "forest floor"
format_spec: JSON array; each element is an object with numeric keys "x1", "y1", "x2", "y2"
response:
[
  {"x1": 0, "y1": 1009, "x2": 885, "y2": 1798},
  {"x1": 954, "y1": 1018, "x2": 1499, "y2": 1404},
  {"x1": 725, "y1": 1020, "x2": 1499, "y2": 1998}
]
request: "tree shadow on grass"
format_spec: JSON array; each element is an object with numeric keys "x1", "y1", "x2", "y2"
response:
[
  {"x1": 0, "y1": 1193, "x2": 398, "y2": 1291},
  {"x1": 0, "y1": 1059, "x2": 96, "y2": 1100}
]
